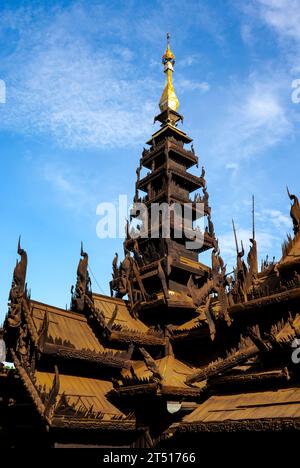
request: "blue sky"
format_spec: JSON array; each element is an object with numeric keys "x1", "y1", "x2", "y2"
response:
[{"x1": 0, "y1": 0, "x2": 299, "y2": 322}]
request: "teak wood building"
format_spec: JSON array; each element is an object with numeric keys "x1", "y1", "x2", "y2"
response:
[{"x1": 1, "y1": 36, "x2": 300, "y2": 447}]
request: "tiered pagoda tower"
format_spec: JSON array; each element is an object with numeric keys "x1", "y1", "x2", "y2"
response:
[{"x1": 111, "y1": 35, "x2": 217, "y2": 324}]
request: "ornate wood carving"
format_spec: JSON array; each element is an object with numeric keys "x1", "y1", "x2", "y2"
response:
[
  {"x1": 52, "y1": 417, "x2": 141, "y2": 432},
  {"x1": 43, "y1": 343, "x2": 132, "y2": 369},
  {"x1": 178, "y1": 418, "x2": 300, "y2": 433},
  {"x1": 287, "y1": 187, "x2": 300, "y2": 235},
  {"x1": 37, "y1": 311, "x2": 49, "y2": 353},
  {"x1": 139, "y1": 347, "x2": 162, "y2": 383},
  {"x1": 185, "y1": 345, "x2": 258, "y2": 385},
  {"x1": 109, "y1": 383, "x2": 158, "y2": 398},
  {"x1": 208, "y1": 368, "x2": 290, "y2": 389},
  {"x1": 108, "y1": 329, "x2": 166, "y2": 347},
  {"x1": 10, "y1": 349, "x2": 46, "y2": 420},
  {"x1": 44, "y1": 365, "x2": 60, "y2": 419}
]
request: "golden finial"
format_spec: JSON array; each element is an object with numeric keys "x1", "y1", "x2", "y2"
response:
[{"x1": 159, "y1": 33, "x2": 179, "y2": 113}]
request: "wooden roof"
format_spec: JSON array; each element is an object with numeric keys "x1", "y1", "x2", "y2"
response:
[
  {"x1": 176, "y1": 313, "x2": 203, "y2": 331},
  {"x1": 35, "y1": 370, "x2": 126, "y2": 421},
  {"x1": 31, "y1": 300, "x2": 117, "y2": 354},
  {"x1": 92, "y1": 293, "x2": 149, "y2": 334},
  {"x1": 146, "y1": 124, "x2": 192, "y2": 145},
  {"x1": 122, "y1": 355, "x2": 202, "y2": 389},
  {"x1": 182, "y1": 387, "x2": 300, "y2": 423},
  {"x1": 278, "y1": 232, "x2": 300, "y2": 271}
]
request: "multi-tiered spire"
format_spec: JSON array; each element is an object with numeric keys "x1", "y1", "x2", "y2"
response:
[{"x1": 110, "y1": 35, "x2": 217, "y2": 323}]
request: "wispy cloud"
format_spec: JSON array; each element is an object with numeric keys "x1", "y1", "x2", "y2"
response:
[
  {"x1": 177, "y1": 78, "x2": 210, "y2": 92},
  {"x1": 255, "y1": 0, "x2": 300, "y2": 41},
  {"x1": 0, "y1": 2, "x2": 214, "y2": 150},
  {"x1": 225, "y1": 162, "x2": 239, "y2": 170},
  {"x1": 210, "y1": 72, "x2": 292, "y2": 163},
  {"x1": 0, "y1": 3, "x2": 156, "y2": 148},
  {"x1": 240, "y1": 1, "x2": 300, "y2": 67},
  {"x1": 0, "y1": 45, "x2": 156, "y2": 148},
  {"x1": 240, "y1": 23, "x2": 255, "y2": 44},
  {"x1": 177, "y1": 54, "x2": 202, "y2": 67},
  {"x1": 257, "y1": 208, "x2": 291, "y2": 228},
  {"x1": 43, "y1": 164, "x2": 82, "y2": 196},
  {"x1": 42, "y1": 162, "x2": 96, "y2": 213}
]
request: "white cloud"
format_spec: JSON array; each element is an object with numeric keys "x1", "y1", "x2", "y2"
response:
[
  {"x1": 240, "y1": 23, "x2": 254, "y2": 44},
  {"x1": 226, "y1": 162, "x2": 239, "y2": 170},
  {"x1": 0, "y1": 4, "x2": 212, "y2": 150},
  {"x1": 42, "y1": 162, "x2": 96, "y2": 213},
  {"x1": 256, "y1": 0, "x2": 300, "y2": 41},
  {"x1": 0, "y1": 5, "x2": 157, "y2": 149},
  {"x1": 210, "y1": 73, "x2": 292, "y2": 163},
  {"x1": 177, "y1": 54, "x2": 202, "y2": 67},
  {"x1": 257, "y1": 208, "x2": 291, "y2": 228},
  {"x1": 44, "y1": 164, "x2": 79, "y2": 195},
  {"x1": 177, "y1": 79, "x2": 210, "y2": 92},
  {"x1": 240, "y1": 1, "x2": 300, "y2": 66},
  {"x1": 0, "y1": 43, "x2": 157, "y2": 148}
]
